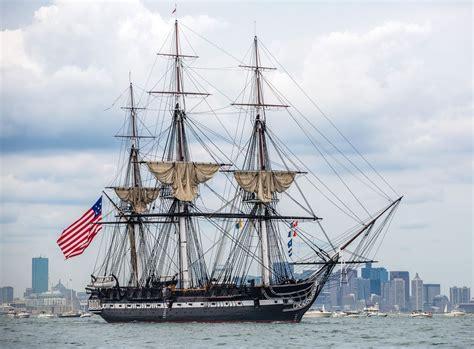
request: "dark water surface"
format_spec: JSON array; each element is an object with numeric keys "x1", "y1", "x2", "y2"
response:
[{"x1": 1, "y1": 314, "x2": 472, "y2": 348}]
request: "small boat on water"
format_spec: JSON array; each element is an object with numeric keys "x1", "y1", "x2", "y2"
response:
[
  {"x1": 304, "y1": 305, "x2": 332, "y2": 318},
  {"x1": 58, "y1": 311, "x2": 81, "y2": 318},
  {"x1": 6, "y1": 309, "x2": 17, "y2": 318},
  {"x1": 80, "y1": 312, "x2": 93, "y2": 318},
  {"x1": 364, "y1": 303, "x2": 388, "y2": 317},
  {"x1": 0, "y1": 305, "x2": 14, "y2": 315},
  {"x1": 443, "y1": 304, "x2": 466, "y2": 317},
  {"x1": 38, "y1": 311, "x2": 55, "y2": 319},
  {"x1": 332, "y1": 311, "x2": 347, "y2": 318},
  {"x1": 345, "y1": 310, "x2": 363, "y2": 318},
  {"x1": 410, "y1": 310, "x2": 432, "y2": 318},
  {"x1": 17, "y1": 311, "x2": 30, "y2": 318}
]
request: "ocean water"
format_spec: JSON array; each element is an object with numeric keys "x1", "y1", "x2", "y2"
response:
[{"x1": 1, "y1": 314, "x2": 472, "y2": 348}]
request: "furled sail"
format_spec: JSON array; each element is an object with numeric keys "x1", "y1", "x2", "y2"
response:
[
  {"x1": 234, "y1": 170, "x2": 296, "y2": 203},
  {"x1": 114, "y1": 187, "x2": 160, "y2": 213},
  {"x1": 147, "y1": 161, "x2": 220, "y2": 201}
]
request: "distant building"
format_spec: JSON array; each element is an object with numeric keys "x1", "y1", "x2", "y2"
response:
[
  {"x1": 450, "y1": 286, "x2": 471, "y2": 305},
  {"x1": 337, "y1": 269, "x2": 358, "y2": 308},
  {"x1": 26, "y1": 291, "x2": 67, "y2": 314},
  {"x1": 351, "y1": 277, "x2": 370, "y2": 302},
  {"x1": 361, "y1": 263, "x2": 388, "y2": 296},
  {"x1": 320, "y1": 269, "x2": 358, "y2": 310},
  {"x1": 314, "y1": 291, "x2": 332, "y2": 310},
  {"x1": 32, "y1": 257, "x2": 48, "y2": 294},
  {"x1": 411, "y1": 273, "x2": 423, "y2": 311},
  {"x1": 1, "y1": 286, "x2": 14, "y2": 304},
  {"x1": 24, "y1": 288, "x2": 33, "y2": 299},
  {"x1": 390, "y1": 271, "x2": 410, "y2": 307},
  {"x1": 383, "y1": 278, "x2": 406, "y2": 311},
  {"x1": 392, "y1": 278, "x2": 406, "y2": 310},
  {"x1": 51, "y1": 280, "x2": 80, "y2": 311},
  {"x1": 432, "y1": 295, "x2": 449, "y2": 313},
  {"x1": 423, "y1": 284, "x2": 441, "y2": 309}
]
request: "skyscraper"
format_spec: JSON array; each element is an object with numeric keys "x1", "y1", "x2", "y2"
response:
[
  {"x1": 361, "y1": 262, "x2": 388, "y2": 296},
  {"x1": 423, "y1": 284, "x2": 441, "y2": 306},
  {"x1": 392, "y1": 278, "x2": 406, "y2": 310},
  {"x1": 460, "y1": 287, "x2": 470, "y2": 303},
  {"x1": 450, "y1": 286, "x2": 471, "y2": 305},
  {"x1": 32, "y1": 257, "x2": 48, "y2": 294},
  {"x1": 411, "y1": 273, "x2": 423, "y2": 311},
  {"x1": 1, "y1": 286, "x2": 14, "y2": 304},
  {"x1": 390, "y1": 271, "x2": 410, "y2": 306}
]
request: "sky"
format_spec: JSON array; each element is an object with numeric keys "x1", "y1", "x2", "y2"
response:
[{"x1": 0, "y1": 0, "x2": 472, "y2": 298}]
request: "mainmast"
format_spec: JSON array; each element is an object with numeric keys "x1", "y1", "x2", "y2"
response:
[
  {"x1": 253, "y1": 36, "x2": 271, "y2": 286},
  {"x1": 173, "y1": 20, "x2": 190, "y2": 289},
  {"x1": 127, "y1": 81, "x2": 140, "y2": 286},
  {"x1": 146, "y1": 20, "x2": 218, "y2": 290}
]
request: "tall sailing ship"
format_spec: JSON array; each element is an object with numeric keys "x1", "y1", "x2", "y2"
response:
[{"x1": 86, "y1": 20, "x2": 402, "y2": 322}]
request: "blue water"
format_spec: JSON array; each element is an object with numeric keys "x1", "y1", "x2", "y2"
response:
[{"x1": 1, "y1": 314, "x2": 472, "y2": 348}]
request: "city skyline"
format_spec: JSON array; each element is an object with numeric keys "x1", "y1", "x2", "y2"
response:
[
  {"x1": 1, "y1": 256, "x2": 471, "y2": 300},
  {"x1": 1, "y1": 2, "x2": 472, "y2": 295}
]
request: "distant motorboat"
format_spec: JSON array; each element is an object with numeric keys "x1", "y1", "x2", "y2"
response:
[
  {"x1": 410, "y1": 310, "x2": 432, "y2": 318},
  {"x1": 332, "y1": 311, "x2": 347, "y2": 318},
  {"x1": 445, "y1": 309, "x2": 466, "y2": 317},
  {"x1": 17, "y1": 311, "x2": 30, "y2": 318},
  {"x1": 344, "y1": 310, "x2": 363, "y2": 318},
  {"x1": 80, "y1": 312, "x2": 93, "y2": 318},
  {"x1": 364, "y1": 303, "x2": 388, "y2": 317},
  {"x1": 58, "y1": 311, "x2": 81, "y2": 318},
  {"x1": 0, "y1": 305, "x2": 14, "y2": 315},
  {"x1": 38, "y1": 311, "x2": 55, "y2": 319},
  {"x1": 304, "y1": 305, "x2": 332, "y2": 318},
  {"x1": 6, "y1": 309, "x2": 17, "y2": 318},
  {"x1": 443, "y1": 304, "x2": 466, "y2": 317}
]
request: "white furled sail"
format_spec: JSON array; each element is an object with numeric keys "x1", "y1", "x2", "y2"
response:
[
  {"x1": 147, "y1": 161, "x2": 220, "y2": 201},
  {"x1": 114, "y1": 187, "x2": 159, "y2": 213},
  {"x1": 234, "y1": 170, "x2": 296, "y2": 203}
]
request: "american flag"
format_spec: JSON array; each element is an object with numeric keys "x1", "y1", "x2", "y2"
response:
[{"x1": 57, "y1": 197, "x2": 102, "y2": 259}]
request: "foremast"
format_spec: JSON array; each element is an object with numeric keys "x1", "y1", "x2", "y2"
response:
[{"x1": 232, "y1": 36, "x2": 293, "y2": 286}]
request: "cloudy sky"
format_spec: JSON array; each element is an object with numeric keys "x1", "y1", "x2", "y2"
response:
[{"x1": 1, "y1": 0, "x2": 472, "y2": 298}]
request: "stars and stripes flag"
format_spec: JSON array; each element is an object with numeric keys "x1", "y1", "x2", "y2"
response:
[{"x1": 57, "y1": 197, "x2": 103, "y2": 259}]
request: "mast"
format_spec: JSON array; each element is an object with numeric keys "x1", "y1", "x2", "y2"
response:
[
  {"x1": 127, "y1": 81, "x2": 140, "y2": 286},
  {"x1": 231, "y1": 35, "x2": 292, "y2": 286},
  {"x1": 253, "y1": 36, "x2": 271, "y2": 286},
  {"x1": 174, "y1": 20, "x2": 190, "y2": 289}
]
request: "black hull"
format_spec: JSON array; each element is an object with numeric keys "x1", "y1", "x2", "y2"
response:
[
  {"x1": 89, "y1": 281, "x2": 325, "y2": 323},
  {"x1": 88, "y1": 263, "x2": 337, "y2": 323},
  {"x1": 96, "y1": 302, "x2": 308, "y2": 323}
]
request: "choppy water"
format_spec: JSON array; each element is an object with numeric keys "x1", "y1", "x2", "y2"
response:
[{"x1": 1, "y1": 314, "x2": 472, "y2": 348}]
